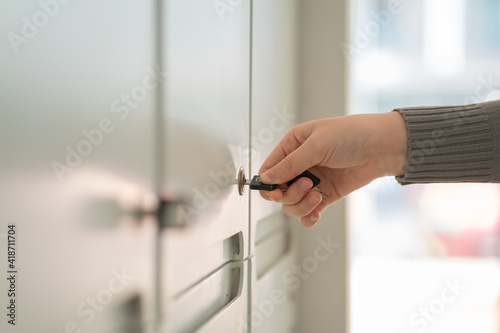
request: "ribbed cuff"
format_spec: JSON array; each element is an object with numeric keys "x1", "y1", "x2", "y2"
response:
[{"x1": 395, "y1": 99, "x2": 500, "y2": 185}]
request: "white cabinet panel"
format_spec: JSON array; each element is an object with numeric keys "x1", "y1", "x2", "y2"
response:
[
  {"x1": 248, "y1": 2, "x2": 300, "y2": 332},
  {"x1": 250, "y1": 253, "x2": 298, "y2": 333},
  {"x1": 160, "y1": 0, "x2": 251, "y2": 304},
  {"x1": 161, "y1": 260, "x2": 249, "y2": 333},
  {"x1": 250, "y1": 0, "x2": 299, "y2": 255},
  {"x1": 248, "y1": 212, "x2": 298, "y2": 333},
  {"x1": 256, "y1": 228, "x2": 291, "y2": 278},
  {"x1": 0, "y1": 1, "x2": 158, "y2": 332},
  {"x1": 255, "y1": 211, "x2": 292, "y2": 278}
]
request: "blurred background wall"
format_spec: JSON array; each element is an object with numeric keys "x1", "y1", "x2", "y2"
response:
[{"x1": 348, "y1": 1, "x2": 500, "y2": 332}]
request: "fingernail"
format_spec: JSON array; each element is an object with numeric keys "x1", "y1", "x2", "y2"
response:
[
  {"x1": 300, "y1": 179, "x2": 313, "y2": 191},
  {"x1": 261, "y1": 171, "x2": 276, "y2": 183},
  {"x1": 309, "y1": 194, "x2": 320, "y2": 205},
  {"x1": 310, "y1": 215, "x2": 318, "y2": 223}
]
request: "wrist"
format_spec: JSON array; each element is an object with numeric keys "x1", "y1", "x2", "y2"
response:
[{"x1": 371, "y1": 111, "x2": 408, "y2": 178}]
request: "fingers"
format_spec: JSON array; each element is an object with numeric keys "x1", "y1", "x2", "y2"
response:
[
  {"x1": 259, "y1": 132, "x2": 301, "y2": 176},
  {"x1": 300, "y1": 211, "x2": 321, "y2": 228},
  {"x1": 281, "y1": 190, "x2": 322, "y2": 219},
  {"x1": 258, "y1": 188, "x2": 283, "y2": 202},
  {"x1": 281, "y1": 177, "x2": 313, "y2": 204},
  {"x1": 259, "y1": 124, "x2": 321, "y2": 185},
  {"x1": 299, "y1": 200, "x2": 328, "y2": 228},
  {"x1": 257, "y1": 122, "x2": 328, "y2": 228},
  {"x1": 259, "y1": 177, "x2": 313, "y2": 204},
  {"x1": 260, "y1": 140, "x2": 321, "y2": 185},
  {"x1": 259, "y1": 176, "x2": 325, "y2": 228}
]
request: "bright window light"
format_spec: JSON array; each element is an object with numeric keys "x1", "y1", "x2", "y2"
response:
[{"x1": 423, "y1": 0, "x2": 466, "y2": 78}]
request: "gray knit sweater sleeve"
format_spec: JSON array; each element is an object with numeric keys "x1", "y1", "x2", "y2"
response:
[{"x1": 395, "y1": 99, "x2": 500, "y2": 185}]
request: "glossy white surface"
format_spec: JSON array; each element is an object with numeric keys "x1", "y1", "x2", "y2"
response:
[
  {"x1": 0, "y1": 1, "x2": 158, "y2": 332},
  {"x1": 160, "y1": 0, "x2": 251, "y2": 324},
  {"x1": 161, "y1": 260, "x2": 248, "y2": 333}
]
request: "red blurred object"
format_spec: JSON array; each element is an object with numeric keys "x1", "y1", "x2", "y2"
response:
[{"x1": 435, "y1": 216, "x2": 500, "y2": 257}]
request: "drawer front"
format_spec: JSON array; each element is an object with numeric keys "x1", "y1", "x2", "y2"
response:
[
  {"x1": 165, "y1": 231, "x2": 245, "y2": 299},
  {"x1": 255, "y1": 211, "x2": 293, "y2": 278},
  {"x1": 249, "y1": 211, "x2": 299, "y2": 333},
  {"x1": 161, "y1": 260, "x2": 249, "y2": 333},
  {"x1": 250, "y1": 251, "x2": 298, "y2": 333}
]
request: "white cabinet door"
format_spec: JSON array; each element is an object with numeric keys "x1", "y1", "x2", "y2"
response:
[
  {"x1": 0, "y1": 1, "x2": 158, "y2": 332},
  {"x1": 250, "y1": 0, "x2": 300, "y2": 332},
  {"x1": 159, "y1": 0, "x2": 251, "y2": 328},
  {"x1": 250, "y1": 0, "x2": 299, "y2": 255}
]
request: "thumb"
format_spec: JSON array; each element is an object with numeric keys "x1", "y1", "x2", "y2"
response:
[{"x1": 260, "y1": 141, "x2": 320, "y2": 184}]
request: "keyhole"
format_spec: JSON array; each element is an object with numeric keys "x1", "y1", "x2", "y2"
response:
[{"x1": 237, "y1": 167, "x2": 246, "y2": 196}]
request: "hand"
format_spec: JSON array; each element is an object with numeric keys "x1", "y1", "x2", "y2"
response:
[{"x1": 258, "y1": 112, "x2": 408, "y2": 228}]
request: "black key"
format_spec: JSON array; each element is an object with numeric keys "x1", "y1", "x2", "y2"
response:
[
  {"x1": 286, "y1": 170, "x2": 320, "y2": 189},
  {"x1": 249, "y1": 170, "x2": 321, "y2": 191}
]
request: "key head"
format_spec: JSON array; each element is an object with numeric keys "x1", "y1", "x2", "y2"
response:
[
  {"x1": 250, "y1": 175, "x2": 279, "y2": 191},
  {"x1": 286, "y1": 170, "x2": 321, "y2": 189}
]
